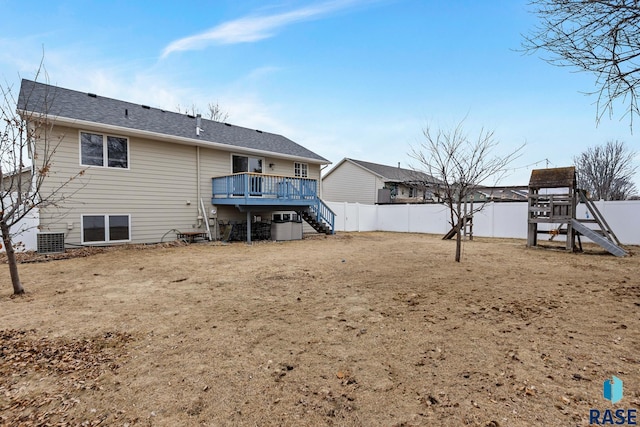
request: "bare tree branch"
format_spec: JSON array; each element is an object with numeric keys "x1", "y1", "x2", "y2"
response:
[
  {"x1": 1, "y1": 60, "x2": 86, "y2": 295},
  {"x1": 175, "y1": 101, "x2": 230, "y2": 122},
  {"x1": 207, "y1": 101, "x2": 229, "y2": 123},
  {"x1": 573, "y1": 140, "x2": 638, "y2": 199},
  {"x1": 410, "y1": 120, "x2": 524, "y2": 262},
  {"x1": 523, "y1": 0, "x2": 640, "y2": 130}
]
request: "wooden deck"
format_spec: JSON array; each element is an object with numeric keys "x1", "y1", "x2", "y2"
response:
[{"x1": 211, "y1": 173, "x2": 335, "y2": 238}]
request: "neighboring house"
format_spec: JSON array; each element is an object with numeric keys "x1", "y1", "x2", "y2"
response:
[
  {"x1": 17, "y1": 79, "x2": 334, "y2": 247},
  {"x1": 1, "y1": 167, "x2": 32, "y2": 194},
  {"x1": 467, "y1": 186, "x2": 529, "y2": 203},
  {"x1": 322, "y1": 158, "x2": 438, "y2": 204},
  {"x1": 1, "y1": 167, "x2": 38, "y2": 252}
]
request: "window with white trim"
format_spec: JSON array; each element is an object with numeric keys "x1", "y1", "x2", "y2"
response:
[
  {"x1": 82, "y1": 214, "x2": 131, "y2": 243},
  {"x1": 80, "y1": 132, "x2": 129, "y2": 168},
  {"x1": 232, "y1": 154, "x2": 263, "y2": 173},
  {"x1": 294, "y1": 162, "x2": 308, "y2": 178}
]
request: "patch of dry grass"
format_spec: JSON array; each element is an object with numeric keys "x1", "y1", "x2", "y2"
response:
[{"x1": 1, "y1": 232, "x2": 638, "y2": 426}]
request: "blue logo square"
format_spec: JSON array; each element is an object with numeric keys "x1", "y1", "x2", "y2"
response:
[{"x1": 604, "y1": 376, "x2": 624, "y2": 404}]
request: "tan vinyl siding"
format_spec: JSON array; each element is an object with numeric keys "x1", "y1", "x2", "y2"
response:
[
  {"x1": 265, "y1": 158, "x2": 290, "y2": 177},
  {"x1": 198, "y1": 147, "x2": 230, "y2": 224},
  {"x1": 39, "y1": 126, "x2": 201, "y2": 244},
  {"x1": 269, "y1": 160, "x2": 319, "y2": 181},
  {"x1": 322, "y1": 161, "x2": 377, "y2": 204},
  {"x1": 38, "y1": 125, "x2": 325, "y2": 244}
]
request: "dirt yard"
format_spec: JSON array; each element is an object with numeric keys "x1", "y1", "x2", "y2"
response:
[{"x1": 1, "y1": 232, "x2": 639, "y2": 427}]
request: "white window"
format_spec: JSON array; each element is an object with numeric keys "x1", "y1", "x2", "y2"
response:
[
  {"x1": 82, "y1": 214, "x2": 131, "y2": 243},
  {"x1": 80, "y1": 131, "x2": 129, "y2": 168},
  {"x1": 294, "y1": 162, "x2": 308, "y2": 178}
]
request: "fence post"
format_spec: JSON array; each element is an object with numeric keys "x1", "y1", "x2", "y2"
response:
[
  {"x1": 344, "y1": 202, "x2": 348, "y2": 232},
  {"x1": 494, "y1": 202, "x2": 498, "y2": 237}
]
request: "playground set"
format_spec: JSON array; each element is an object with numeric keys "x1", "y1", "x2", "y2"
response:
[
  {"x1": 441, "y1": 166, "x2": 628, "y2": 257},
  {"x1": 526, "y1": 166, "x2": 628, "y2": 257}
]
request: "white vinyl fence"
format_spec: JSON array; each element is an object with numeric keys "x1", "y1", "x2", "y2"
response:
[
  {"x1": 327, "y1": 200, "x2": 640, "y2": 245},
  {"x1": 0, "y1": 207, "x2": 39, "y2": 252},
  {"x1": 6, "y1": 202, "x2": 639, "y2": 251}
]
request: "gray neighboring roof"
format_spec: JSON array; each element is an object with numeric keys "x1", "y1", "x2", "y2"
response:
[
  {"x1": 331, "y1": 158, "x2": 439, "y2": 184},
  {"x1": 475, "y1": 187, "x2": 529, "y2": 201},
  {"x1": 17, "y1": 79, "x2": 329, "y2": 163}
]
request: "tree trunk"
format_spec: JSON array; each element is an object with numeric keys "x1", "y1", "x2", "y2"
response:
[
  {"x1": 1, "y1": 221, "x2": 25, "y2": 295},
  {"x1": 455, "y1": 218, "x2": 462, "y2": 263},
  {"x1": 455, "y1": 198, "x2": 463, "y2": 262}
]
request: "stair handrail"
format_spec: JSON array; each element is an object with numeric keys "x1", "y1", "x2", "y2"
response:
[
  {"x1": 284, "y1": 177, "x2": 334, "y2": 233},
  {"x1": 309, "y1": 197, "x2": 335, "y2": 234}
]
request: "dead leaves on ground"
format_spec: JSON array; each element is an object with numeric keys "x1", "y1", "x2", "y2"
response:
[
  {"x1": 0, "y1": 329, "x2": 132, "y2": 426},
  {"x1": 1, "y1": 240, "x2": 189, "y2": 265}
]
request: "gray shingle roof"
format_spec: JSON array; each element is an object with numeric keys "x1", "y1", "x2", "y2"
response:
[
  {"x1": 347, "y1": 158, "x2": 439, "y2": 183},
  {"x1": 17, "y1": 79, "x2": 329, "y2": 163}
]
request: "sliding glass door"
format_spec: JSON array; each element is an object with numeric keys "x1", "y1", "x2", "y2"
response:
[{"x1": 232, "y1": 155, "x2": 263, "y2": 196}]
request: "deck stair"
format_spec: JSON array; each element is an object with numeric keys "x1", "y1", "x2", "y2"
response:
[
  {"x1": 295, "y1": 194, "x2": 335, "y2": 235},
  {"x1": 299, "y1": 209, "x2": 332, "y2": 234}
]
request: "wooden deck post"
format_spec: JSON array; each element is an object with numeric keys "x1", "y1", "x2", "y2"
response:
[
  {"x1": 526, "y1": 188, "x2": 537, "y2": 247},
  {"x1": 567, "y1": 188, "x2": 577, "y2": 251},
  {"x1": 246, "y1": 211, "x2": 252, "y2": 244}
]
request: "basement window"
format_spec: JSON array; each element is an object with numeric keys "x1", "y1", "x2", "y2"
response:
[
  {"x1": 80, "y1": 131, "x2": 129, "y2": 168},
  {"x1": 82, "y1": 214, "x2": 131, "y2": 243}
]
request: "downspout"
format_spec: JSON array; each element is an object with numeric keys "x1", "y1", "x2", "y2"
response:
[
  {"x1": 196, "y1": 114, "x2": 203, "y2": 228},
  {"x1": 196, "y1": 145, "x2": 202, "y2": 228},
  {"x1": 196, "y1": 114, "x2": 207, "y2": 228},
  {"x1": 28, "y1": 122, "x2": 40, "y2": 228},
  {"x1": 320, "y1": 164, "x2": 329, "y2": 199}
]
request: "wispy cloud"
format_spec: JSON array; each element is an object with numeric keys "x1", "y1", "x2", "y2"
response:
[{"x1": 161, "y1": 0, "x2": 362, "y2": 58}]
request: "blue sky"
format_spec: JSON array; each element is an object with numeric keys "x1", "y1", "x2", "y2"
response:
[{"x1": 1, "y1": 0, "x2": 638, "y2": 187}]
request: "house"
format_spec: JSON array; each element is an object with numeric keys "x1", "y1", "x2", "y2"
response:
[
  {"x1": 466, "y1": 186, "x2": 529, "y2": 203},
  {"x1": 17, "y1": 79, "x2": 334, "y2": 247},
  {"x1": 322, "y1": 158, "x2": 438, "y2": 204}
]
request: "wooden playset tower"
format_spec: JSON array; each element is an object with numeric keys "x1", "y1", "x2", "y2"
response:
[{"x1": 526, "y1": 166, "x2": 627, "y2": 257}]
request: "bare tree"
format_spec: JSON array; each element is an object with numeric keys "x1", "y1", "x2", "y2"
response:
[
  {"x1": 176, "y1": 101, "x2": 230, "y2": 122},
  {"x1": 523, "y1": 0, "x2": 640, "y2": 128},
  {"x1": 410, "y1": 121, "x2": 523, "y2": 262},
  {"x1": 207, "y1": 101, "x2": 229, "y2": 123},
  {"x1": 175, "y1": 103, "x2": 199, "y2": 117},
  {"x1": 574, "y1": 140, "x2": 638, "y2": 200},
  {"x1": 1, "y1": 64, "x2": 84, "y2": 295}
]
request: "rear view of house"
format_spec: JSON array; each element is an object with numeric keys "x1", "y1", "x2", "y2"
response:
[{"x1": 17, "y1": 79, "x2": 334, "y2": 248}]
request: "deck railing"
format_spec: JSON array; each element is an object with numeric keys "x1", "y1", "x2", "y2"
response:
[{"x1": 212, "y1": 173, "x2": 318, "y2": 200}]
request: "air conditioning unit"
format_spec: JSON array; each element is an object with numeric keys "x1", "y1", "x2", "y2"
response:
[{"x1": 37, "y1": 232, "x2": 65, "y2": 254}]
